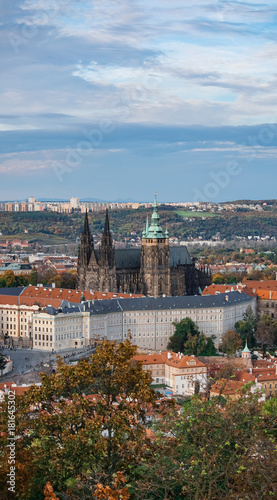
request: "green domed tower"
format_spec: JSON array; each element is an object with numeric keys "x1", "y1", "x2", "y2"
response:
[{"x1": 140, "y1": 192, "x2": 170, "y2": 297}]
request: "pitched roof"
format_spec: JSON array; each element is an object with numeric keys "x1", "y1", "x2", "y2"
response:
[
  {"x1": 0, "y1": 287, "x2": 25, "y2": 296},
  {"x1": 211, "y1": 379, "x2": 246, "y2": 396},
  {"x1": 19, "y1": 286, "x2": 143, "y2": 308},
  {"x1": 235, "y1": 371, "x2": 256, "y2": 383},
  {"x1": 97, "y1": 246, "x2": 192, "y2": 270},
  {"x1": 133, "y1": 351, "x2": 206, "y2": 369},
  {"x1": 244, "y1": 280, "x2": 277, "y2": 292},
  {"x1": 44, "y1": 290, "x2": 254, "y2": 317},
  {"x1": 202, "y1": 284, "x2": 256, "y2": 297}
]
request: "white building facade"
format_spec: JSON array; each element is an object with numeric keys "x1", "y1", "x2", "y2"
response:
[{"x1": 30, "y1": 291, "x2": 256, "y2": 351}]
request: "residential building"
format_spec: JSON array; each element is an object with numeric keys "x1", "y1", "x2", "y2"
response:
[
  {"x1": 133, "y1": 351, "x2": 208, "y2": 396},
  {"x1": 203, "y1": 280, "x2": 277, "y2": 319}
]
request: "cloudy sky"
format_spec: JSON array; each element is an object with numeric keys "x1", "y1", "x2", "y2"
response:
[{"x1": 1, "y1": 0, "x2": 277, "y2": 202}]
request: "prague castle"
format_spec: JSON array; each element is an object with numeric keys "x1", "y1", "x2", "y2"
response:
[{"x1": 77, "y1": 194, "x2": 211, "y2": 296}]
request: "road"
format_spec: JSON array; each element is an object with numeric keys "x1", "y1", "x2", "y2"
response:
[{"x1": 1, "y1": 346, "x2": 95, "y2": 378}]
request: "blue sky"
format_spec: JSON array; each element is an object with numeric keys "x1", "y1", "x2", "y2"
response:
[{"x1": 1, "y1": 0, "x2": 277, "y2": 202}]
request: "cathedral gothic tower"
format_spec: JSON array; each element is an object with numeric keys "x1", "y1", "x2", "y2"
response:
[
  {"x1": 97, "y1": 209, "x2": 117, "y2": 292},
  {"x1": 140, "y1": 194, "x2": 170, "y2": 296},
  {"x1": 76, "y1": 194, "x2": 212, "y2": 296},
  {"x1": 77, "y1": 210, "x2": 95, "y2": 289}
]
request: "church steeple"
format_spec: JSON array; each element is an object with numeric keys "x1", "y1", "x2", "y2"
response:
[
  {"x1": 98, "y1": 209, "x2": 115, "y2": 268},
  {"x1": 146, "y1": 192, "x2": 164, "y2": 239},
  {"x1": 78, "y1": 210, "x2": 94, "y2": 267},
  {"x1": 83, "y1": 209, "x2": 90, "y2": 237}
]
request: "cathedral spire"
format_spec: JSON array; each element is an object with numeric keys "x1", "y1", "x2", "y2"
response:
[
  {"x1": 83, "y1": 209, "x2": 90, "y2": 237},
  {"x1": 99, "y1": 209, "x2": 115, "y2": 268},
  {"x1": 78, "y1": 210, "x2": 94, "y2": 268},
  {"x1": 103, "y1": 208, "x2": 111, "y2": 237},
  {"x1": 146, "y1": 191, "x2": 164, "y2": 239}
]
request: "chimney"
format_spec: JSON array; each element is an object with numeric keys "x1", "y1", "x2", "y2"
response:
[
  {"x1": 52, "y1": 282, "x2": 56, "y2": 288},
  {"x1": 225, "y1": 295, "x2": 229, "y2": 302}
]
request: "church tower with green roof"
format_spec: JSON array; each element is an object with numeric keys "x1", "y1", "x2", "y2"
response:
[{"x1": 140, "y1": 193, "x2": 170, "y2": 296}]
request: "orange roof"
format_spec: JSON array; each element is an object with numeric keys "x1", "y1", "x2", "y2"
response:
[
  {"x1": 243, "y1": 280, "x2": 277, "y2": 292},
  {"x1": 202, "y1": 284, "x2": 256, "y2": 297},
  {"x1": 235, "y1": 371, "x2": 256, "y2": 383},
  {"x1": 0, "y1": 381, "x2": 17, "y2": 391},
  {"x1": 18, "y1": 286, "x2": 144, "y2": 308},
  {"x1": 255, "y1": 373, "x2": 277, "y2": 382},
  {"x1": 13, "y1": 387, "x2": 29, "y2": 395},
  {"x1": 211, "y1": 379, "x2": 246, "y2": 396},
  {"x1": 133, "y1": 351, "x2": 206, "y2": 369},
  {"x1": 0, "y1": 296, "x2": 19, "y2": 306},
  {"x1": 240, "y1": 280, "x2": 277, "y2": 300},
  {"x1": 133, "y1": 352, "x2": 168, "y2": 365},
  {"x1": 253, "y1": 360, "x2": 276, "y2": 368}
]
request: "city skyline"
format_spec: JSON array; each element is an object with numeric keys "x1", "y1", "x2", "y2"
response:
[{"x1": 1, "y1": 2, "x2": 277, "y2": 201}]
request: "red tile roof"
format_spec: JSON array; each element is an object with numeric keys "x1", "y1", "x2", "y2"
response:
[
  {"x1": 211, "y1": 379, "x2": 246, "y2": 396},
  {"x1": 133, "y1": 351, "x2": 206, "y2": 369},
  {"x1": 202, "y1": 284, "x2": 256, "y2": 297},
  {"x1": 0, "y1": 286, "x2": 144, "y2": 309}
]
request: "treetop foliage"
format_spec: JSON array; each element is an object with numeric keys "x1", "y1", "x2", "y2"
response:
[{"x1": 0, "y1": 338, "x2": 276, "y2": 499}]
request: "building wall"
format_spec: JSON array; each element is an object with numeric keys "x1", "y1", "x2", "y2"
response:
[
  {"x1": 138, "y1": 355, "x2": 207, "y2": 395},
  {"x1": 0, "y1": 294, "x2": 255, "y2": 352},
  {"x1": 119, "y1": 298, "x2": 256, "y2": 348}
]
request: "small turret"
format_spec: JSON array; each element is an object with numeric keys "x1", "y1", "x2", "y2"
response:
[{"x1": 242, "y1": 340, "x2": 251, "y2": 359}]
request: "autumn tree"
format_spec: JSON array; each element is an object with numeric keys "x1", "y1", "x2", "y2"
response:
[
  {"x1": 2, "y1": 270, "x2": 17, "y2": 287},
  {"x1": 212, "y1": 274, "x2": 225, "y2": 284},
  {"x1": 131, "y1": 391, "x2": 277, "y2": 500},
  {"x1": 255, "y1": 314, "x2": 275, "y2": 352},
  {"x1": 183, "y1": 331, "x2": 207, "y2": 356},
  {"x1": 219, "y1": 329, "x2": 242, "y2": 356},
  {"x1": 0, "y1": 339, "x2": 159, "y2": 499}
]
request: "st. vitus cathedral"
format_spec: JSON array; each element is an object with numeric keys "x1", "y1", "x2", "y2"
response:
[{"x1": 77, "y1": 195, "x2": 211, "y2": 296}]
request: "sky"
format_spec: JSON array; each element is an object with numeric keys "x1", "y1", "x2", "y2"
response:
[{"x1": 1, "y1": 0, "x2": 277, "y2": 202}]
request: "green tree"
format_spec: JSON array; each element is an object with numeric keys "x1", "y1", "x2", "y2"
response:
[
  {"x1": 199, "y1": 335, "x2": 217, "y2": 356},
  {"x1": 167, "y1": 318, "x2": 200, "y2": 353},
  {"x1": 28, "y1": 269, "x2": 38, "y2": 286},
  {"x1": 219, "y1": 329, "x2": 242, "y2": 356},
  {"x1": 132, "y1": 389, "x2": 276, "y2": 500},
  {"x1": 0, "y1": 352, "x2": 7, "y2": 371},
  {"x1": 235, "y1": 305, "x2": 257, "y2": 348},
  {"x1": 183, "y1": 332, "x2": 207, "y2": 356},
  {"x1": 16, "y1": 274, "x2": 29, "y2": 287}
]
